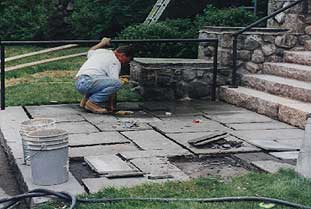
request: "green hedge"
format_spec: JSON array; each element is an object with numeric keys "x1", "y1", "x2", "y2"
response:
[
  {"x1": 118, "y1": 6, "x2": 258, "y2": 58},
  {"x1": 118, "y1": 19, "x2": 198, "y2": 58}
]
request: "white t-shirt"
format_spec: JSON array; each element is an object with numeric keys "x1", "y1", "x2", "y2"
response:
[{"x1": 76, "y1": 49, "x2": 121, "y2": 79}]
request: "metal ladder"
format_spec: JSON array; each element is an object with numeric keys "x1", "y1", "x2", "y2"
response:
[{"x1": 144, "y1": 0, "x2": 172, "y2": 24}]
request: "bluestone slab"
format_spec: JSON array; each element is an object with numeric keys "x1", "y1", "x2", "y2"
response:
[
  {"x1": 269, "y1": 151, "x2": 299, "y2": 160},
  {"x1": 119, "y1": 149, "x2": 192, "y2": 160},
  {"x1": 121, "y1": 130, "x2": 185, "y2": 151},
  {"x1": 207, "y1": 112, "x2": 273, "y2": 124},
  {"x1": 130, "y1": 157, "x2": 189, "y2": 180},
  {"x1": 56, "y1": 121, "x2": 99, "y2": 134},
  {"x1": 228, "y1": 121, "x2": 295, "y2": 130},
  {"x1": 69, "y1": 144, "x2": 139, "y2": 158},
  {"x1": 95, "y1": 121, "x2": 152, "y2": 132},
  {"x1": 167, "y1": 132, "x2": 260, "y2": 154},
  {"x1": 84, "y1": 155, "x2": 139, "y2": 175},
  {"x1": 247, "y1": 139, "x2": 302, "y2": 151},
  {"x1": 69, "y1": 132, "x2": 129, "y2": 147},
  {"x1": 232, "y1": 129, "x2": 304, "y2": 141},
  {"x1": 251, "y1": 160, "x2": 295, "y2": 173},
  {"x1": 151, "y1": 118, "x2": 230, "y2": 134}
]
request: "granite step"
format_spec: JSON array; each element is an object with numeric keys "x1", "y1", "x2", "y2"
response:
[
  {"x1": 284, "y1": 51, "x2": 311, "y2": 65},
  {"x1": 263, "y1": 62, "x2": 311, "y2": 82},
  {"x1": 219, "y1": 86, "x2": 311, "y2": 128},
  {"x1": 243, "y1": 74, "x2": 311, "y2": 103}
]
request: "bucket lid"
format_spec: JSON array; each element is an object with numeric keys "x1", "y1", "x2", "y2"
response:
[
  {"x1": 25, "y1": 129, "x2": 68, "y2": 141},
  {"x1": 21, "y1": 118, "x2": 56, "y2": 128}
]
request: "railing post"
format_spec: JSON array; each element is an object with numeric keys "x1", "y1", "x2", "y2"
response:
[
  {"x1": 0, "y1": 44, "x2": 5, "y2": 110},
  {"x1": 231, "y1": 35, "x2": 238, "y2": 88},
  {"x1": 211, "y1": 40, "x2": 218, "y2": 101}
]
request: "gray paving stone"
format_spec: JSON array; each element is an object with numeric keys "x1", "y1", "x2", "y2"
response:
[
  {"x1": 234, "y1": 152, "x2": 278, "y2": 163},
  {"x1": 193, "y1": 101, "x2": 249, "y2": 113},
  {"x1": 167, "y1": 132, "x2": 260, "y2": 155},
  {"x1": 207, "y1": 112, "x2": 273, "y2": 124},
  {"x1": 143, "y1": 102, "x2": 203, "y2": 117},
  {"x1": 151, "y1": 118, "x2": 230, "y2": 134},
  {"x1": 269, "y1": 151, "x2": 299, "y2": 160},
  {"x1": 228, "y1": 121, "x2": 296, "y2": 130},
  {"x1": 83, "y1": 177, "x2": 168, "y2": 193},
  {"x1": 25, "y1": 104, "x2": 81, "y2": 117},
  {"x1": 81, "y1": 113, "x2": 119, "y2": 124},
  {"x1": 84, "y1": 155, "x2": 140, "y2": 175},
  {"x1": 116, "y1": 102, "x2": 143, "y2": 111},
  {"x1": 130, "y1": 157, "x2": 189, "y2": 180},
  {"x1": 121, "y1": 130, "x2": 185, "y2": 152},
  {"x1": 251, "y1": 160, "x2": 295, "y2": 173},
  {"x1": 140, "y1": 101, "x2": 171, "y2": 111},
  {"x1": 47, "y1": 114, "x2": 85, "y2": 122},
  {"x1": 69, "y1": 144, "x2": 139, "y2": 158},
  {"x1": 247, "y1": 139, "x2": 302, "y2": 151},
  {"x1": 95, "y1": 121, "x2": 152, "y2": 132},
  {"x1": 56, "y1": 121, "x2": 99, "y2": 134},
  {"x1": 119, "y1": 149, "x2": 192, "y2": 160},
  {"x1": 232, "y1": 129, "x2": 304, "y2": 141},
  {"x1": 116, "y1": 117, "x2": 161, "y2": 123},
  {"x1": 0, "y1": 107, "x2": 28, "y2": 143},
  {"x1": 16, "y1": 159, "x2": 85, "y2": 204},
  {"x1": 69, "y1": 132, "x2": 129, "y2": 147}
]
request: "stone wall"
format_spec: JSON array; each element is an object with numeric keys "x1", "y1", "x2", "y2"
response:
[
  {"x1": 130, "y1": 58, "x2": 222, "y2": 100},
  {"x1": 198, "y1": 26, "x2": 303, "y2": 80},
  {"x1": 267, "y1": 0, "x2": 311, "y2": 33}
]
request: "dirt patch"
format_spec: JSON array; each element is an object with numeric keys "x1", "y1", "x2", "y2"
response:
[
  {"x1": 69, "y1": 159, "x2": 99, "y2": 184},
  {"x1": 6, "y1": 70, "x2": 76, "y2": 87},
  {"x1": 171, "y1": 156, "x2": 250, "y2": 181}
]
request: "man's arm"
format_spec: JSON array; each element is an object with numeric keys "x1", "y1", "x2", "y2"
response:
[{"x1": 90, "y1": 37, "x2": 111, "y2": 50}]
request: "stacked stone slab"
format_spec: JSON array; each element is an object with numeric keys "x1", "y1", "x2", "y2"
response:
[
  {"x1": 130, "y1": 58, "x2": 220, "y2": 100},
  {"x1": 199, "y1": 0, "x2": 311, "y2": 129},
  {"x1": 220, "y1": 44, "x2": 311, "y2": 129}
]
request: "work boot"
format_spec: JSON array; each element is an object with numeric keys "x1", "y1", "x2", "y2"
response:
[
  {"x1": 79, "y1": 97, "x2": 88, "y2": 108},
  {"x1": 85, "y1": 100, "x2": 108, "y2": 114}
]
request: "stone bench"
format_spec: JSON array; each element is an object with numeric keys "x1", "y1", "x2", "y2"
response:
[{"x1": 130, "y1": 58, "x2": 225, "y2": 101}]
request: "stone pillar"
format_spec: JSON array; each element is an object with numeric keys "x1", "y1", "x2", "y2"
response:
[
  {"x1": 267, "y1": 0, "x2": 310, "y2": 33},
  {"x1": 296, "y1": 114, "x2": 311, "y2": 178}
]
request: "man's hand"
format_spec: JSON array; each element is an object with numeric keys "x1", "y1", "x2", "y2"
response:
[
  {"x1": 100, "y1": 37, "x2": 111, "y2": 46},
  {"x1": 90, "y1": 37, "x2": 111, "y2": 50}
]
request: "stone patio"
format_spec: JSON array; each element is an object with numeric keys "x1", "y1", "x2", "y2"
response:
[{"x1": 0, "y1": 100, "x2": 304, "y2": 205}]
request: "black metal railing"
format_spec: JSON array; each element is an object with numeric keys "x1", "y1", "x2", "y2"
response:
[
  {"x1": 231, "y1": 0, "x2": 308, "y2": 88},
  {"x1": 0, "y1": 38, "x2": 218, "y2": 110}
]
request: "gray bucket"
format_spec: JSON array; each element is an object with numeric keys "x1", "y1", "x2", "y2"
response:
[
  {"x1": 20, "y1": 118, "x2": 56, "y2": 165},
  {"x1": 24, "y1": 129, "x2": 69, "y2": 186}
]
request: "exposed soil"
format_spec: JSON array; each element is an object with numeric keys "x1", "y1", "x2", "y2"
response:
[{"x1": 171, "y1": 156, "x2": 250, "y2": 182}]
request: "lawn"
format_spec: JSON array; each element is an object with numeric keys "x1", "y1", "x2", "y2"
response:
[
  {"x1": 4, "y1": 46, "x2": 142, "y2": 106},
  {"x1": 37, "y1": 170, "x2": 311, "y2": 209}
]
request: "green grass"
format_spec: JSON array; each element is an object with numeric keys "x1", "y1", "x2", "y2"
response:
[
  {"x1": 36, "y1": 170, "x2": 311, "y2": 209},
  {"x1": 4, "y1": 47, "x2": 142, "y2": 106}
]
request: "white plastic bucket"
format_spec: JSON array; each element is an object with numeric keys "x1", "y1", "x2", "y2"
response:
[
  {"x1": 20, "y1": 118, "x2": 56, "y2": 165},
  {"x1": 24, "y1": 129, "x2": 69, "y2": 186}
]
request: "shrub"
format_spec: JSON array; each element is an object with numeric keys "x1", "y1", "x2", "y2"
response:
[
  {"x1": 118, "y1": 19, "x2": 198, "y2": 58},
  {"x1": 67, "y1": 0, "x2": 155, "y2": 39},
  {"x1": 118, "y1": 6, "x2": 258, "y2": 58},
  {"x1": 195, "y1": 5, "x2": 258, "y2": 29},
  {"x1": 0, "y1": 1, "x2": 51, "y2": 40}
]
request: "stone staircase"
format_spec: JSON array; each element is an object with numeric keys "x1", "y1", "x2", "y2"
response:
[{"x1": 219, "y1": 50, "x2": 311, "y2": 129}]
